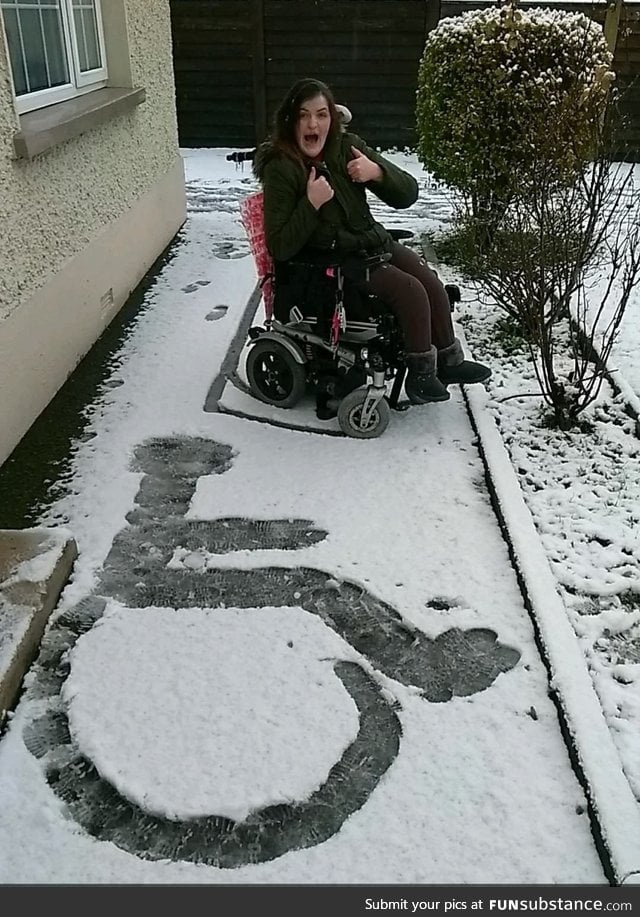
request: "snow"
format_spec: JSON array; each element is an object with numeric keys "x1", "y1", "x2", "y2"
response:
[
  {"x1": 0, "y1": 147, "x2": 638, "y2": 885},
  {"x1": 1, "y1": 528, "x2": 74, "y2": 586},
  {"x1": 63, "y1": 603, "x2": 360, "y2": 823}
]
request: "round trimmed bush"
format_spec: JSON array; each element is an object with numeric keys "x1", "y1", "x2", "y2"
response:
[{"x1": 416, "y1": 4, "x2": 615, "y2": 210}]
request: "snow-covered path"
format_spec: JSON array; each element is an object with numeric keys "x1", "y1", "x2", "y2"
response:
[{"x1": 0, "y1": 151, "x2": 622, "y2": 884}]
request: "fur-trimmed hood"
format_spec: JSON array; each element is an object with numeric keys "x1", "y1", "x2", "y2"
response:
[
  {"x1": 252, "y1": 140, "x2": 278, "y2": 183},
  {"x1": 256, "y1": 131, "x2": 418, "y2": 262}
]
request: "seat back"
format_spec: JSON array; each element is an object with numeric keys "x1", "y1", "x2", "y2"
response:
[
  {"x1": 240, "y1": 191, "x2": 275, "y2": 320},
  {"x1": 240, "y1": 190, "x2": 386, "y2": 340},
  {"x1": 272, "y1": 259, "x2": 338, "y2": 325}
]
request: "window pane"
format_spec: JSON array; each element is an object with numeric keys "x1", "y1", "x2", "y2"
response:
[
  {"x1": 1, "y1": 7, "x2": 28, "y2": 94},
  {"x1": 0, "y1": 1, "x2": 69, "y2": 95},
  {"x1": 17, "y1": 8, "x2": 47, "y2": 92},
  {"x1": 72, "y1": 0, "x2": 100, "y2": 72},
  {"x1": 42, "y1": 6, "x2": 69, "y2": 86}
]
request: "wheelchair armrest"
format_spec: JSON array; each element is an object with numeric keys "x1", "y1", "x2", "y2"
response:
[
  {"x1": 363, "y1": 252, "x2": 391, "y2": 267},
  {"x1": 283, "y1": 255, "x2": 342, "y2": 270},
  {"x1": 278, "y1": 251, "x2": 390, "y2": 278}
]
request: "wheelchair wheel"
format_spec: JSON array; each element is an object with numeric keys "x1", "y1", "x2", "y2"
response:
[
  {"x1": 337, "y1": 389, "x2": 390, "y2": 439},
  {"x1": 246, "y1": 339, "x2": 307, "y2": 408}
]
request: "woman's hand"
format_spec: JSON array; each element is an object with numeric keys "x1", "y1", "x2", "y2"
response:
[
  {"x1": 306, "y1": 166, "x2": 334, "y2": 210},
  {"x1": 347, "y1": 147, "x2": 383, "y2": 183}
]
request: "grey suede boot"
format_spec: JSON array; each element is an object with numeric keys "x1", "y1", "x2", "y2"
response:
[
  {"x1": 404, "y1": 346, "x2": 450, "y2": 404},
  {"x1": 437, "y1": 339, "x2": 492, "y2": 386}
]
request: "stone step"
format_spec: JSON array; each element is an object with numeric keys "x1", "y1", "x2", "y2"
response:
[{"x1": 0, "y1": 527, "x2": 77, "y2": 728}]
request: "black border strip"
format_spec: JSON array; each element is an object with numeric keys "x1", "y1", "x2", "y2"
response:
[{"x1": 203, "y1": 284, "x2": 263, "y2": 412}]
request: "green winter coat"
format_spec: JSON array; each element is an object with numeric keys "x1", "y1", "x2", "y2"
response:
[{"x1": 253, "y1": 131, "x2": 419, "y2": 262}]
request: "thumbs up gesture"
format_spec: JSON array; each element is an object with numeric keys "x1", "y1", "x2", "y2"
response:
[
  {"x1": 347, "y1": 146, "x2": 383, "y2": 183},
  {"x1": 306, "y1": 166, "x2": 334, "y2": 210}
]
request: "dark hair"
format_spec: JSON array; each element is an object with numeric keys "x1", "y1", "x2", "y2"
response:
[{"x1": 271, "y1": 78, "x2": 341, "y2": 164}]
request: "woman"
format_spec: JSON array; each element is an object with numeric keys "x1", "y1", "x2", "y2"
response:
[{"x1": 253, "y1": 78, "x2": 491, "y2": 404}]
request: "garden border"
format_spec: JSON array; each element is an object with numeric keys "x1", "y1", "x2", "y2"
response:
[{"x1": 460, "y1": 330, "x2": 640, "y2": 886}]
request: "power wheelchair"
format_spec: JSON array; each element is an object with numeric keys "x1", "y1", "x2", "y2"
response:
[
  {"x1": 234, "y1": 161, "x2": 460, "y2": 439},
  {"x1": 244, "y1": 236, "x2": 461, "y2": 439}
]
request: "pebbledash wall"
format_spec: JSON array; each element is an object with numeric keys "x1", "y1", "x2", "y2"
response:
[{"x1": 0, "y1": 0, "x2": 186, "y2": 468}]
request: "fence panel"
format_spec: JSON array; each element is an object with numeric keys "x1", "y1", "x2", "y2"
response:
[{"x1": 170, "y1": 0, "x2": 257, "y2": 147}]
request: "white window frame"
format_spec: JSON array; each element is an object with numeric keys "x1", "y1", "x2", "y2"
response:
[{"x1": 1, "y1": 0, "x2": 108, "y2": 115}]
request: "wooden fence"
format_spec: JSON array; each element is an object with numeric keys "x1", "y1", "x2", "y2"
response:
[
  {"x1": 169, "y1": 0, "x2": 640, "y2": 156},
  {"x1": 170, "y1": 0, "x2": 437, "y2": 149}
]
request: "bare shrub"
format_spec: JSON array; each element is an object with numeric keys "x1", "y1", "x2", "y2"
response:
[{"x1": 465, "y1": 107, "x2": 640, "y2": 430}]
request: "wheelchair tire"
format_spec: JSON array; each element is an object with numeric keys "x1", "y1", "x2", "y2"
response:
[
  {"x1": 337, "y1": 389, "x2": 390, "y2": 439},
  {"x1": 246, "y1": 339, "x2": 307, "y2": 408}
]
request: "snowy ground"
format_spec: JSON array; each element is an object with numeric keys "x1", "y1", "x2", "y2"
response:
[
  {"x1": 0, "y1": 148, "x2": 638, "y2": 884},
  {"x1": 359, "y1": 148, "x2": 640, "y2": 818}
]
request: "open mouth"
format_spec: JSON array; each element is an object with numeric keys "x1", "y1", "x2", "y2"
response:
[{"x1": 304, "y1": 133, "x2": 320, "y2": 146}]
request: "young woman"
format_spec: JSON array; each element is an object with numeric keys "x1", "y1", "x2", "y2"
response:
[{"x1": 253, "y1": 78, "x2": 491, "y2": 404}]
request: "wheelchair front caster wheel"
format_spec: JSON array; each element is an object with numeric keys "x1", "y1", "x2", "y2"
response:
[{"x1": 337, "y1": 389, "x2": 390, "y2": 439}]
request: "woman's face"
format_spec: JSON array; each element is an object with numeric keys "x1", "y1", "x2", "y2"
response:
[{"x1": 294, "y1": 94, "x2": 331, "y2": 160}]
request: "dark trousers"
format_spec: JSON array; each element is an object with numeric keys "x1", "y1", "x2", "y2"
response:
[{"x1": 360, "y1": 242, "x2": 455, "y2": 353}]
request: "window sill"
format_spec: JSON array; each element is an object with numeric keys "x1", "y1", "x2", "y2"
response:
[{"x1": 13, "y1": 86, "x2": 146, "y2": 160}]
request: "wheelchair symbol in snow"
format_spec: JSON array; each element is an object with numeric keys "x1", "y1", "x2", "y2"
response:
[{"x1": 24, "y1": 437, "x2": 520, "y2": 868}]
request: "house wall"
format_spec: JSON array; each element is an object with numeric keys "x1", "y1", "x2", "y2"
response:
[{"x1": 0, "y1": 0, "x2": 187, "y2": 467}]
